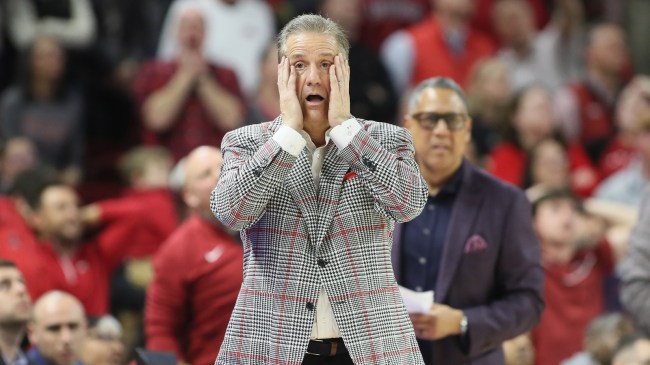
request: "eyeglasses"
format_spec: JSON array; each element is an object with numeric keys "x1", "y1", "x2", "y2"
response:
[{"x1": 410, "y1": 112, "x2": 467, "y2": 131}]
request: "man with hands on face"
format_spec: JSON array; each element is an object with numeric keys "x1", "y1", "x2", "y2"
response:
[
  {"x1": 211, "y1": 14, "x2": 428, "y2": 365},
  {"x1": 392, "y1": 77, "x2": 544, "y2": 364}
]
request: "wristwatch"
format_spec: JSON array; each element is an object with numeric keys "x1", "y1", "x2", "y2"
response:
[{"x1": 459, "y1": 314, "x2": 468, "y2": 335}]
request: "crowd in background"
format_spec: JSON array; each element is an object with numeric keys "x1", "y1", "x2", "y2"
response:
[{"x1": 1, "y1": 0, "x2": 650, "y2": 364}]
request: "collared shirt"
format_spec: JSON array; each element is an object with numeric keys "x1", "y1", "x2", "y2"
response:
[
  {"x1": 400, "y1": 162, "x2": 463, "y2": 359},
  {"x1": 272, "y1": 119, "x2": 362, "y2": 340},
  {"x1": 401, "y1": 162, "x2": 463, "y2": 292}
]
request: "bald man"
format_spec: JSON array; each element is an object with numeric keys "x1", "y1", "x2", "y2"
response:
[
  {"x1": 27, "y1": 291, "x2": 87, "y2": 365},
  {"x1": 145, "y1": 146, "x2": 243, "y2": 365}
]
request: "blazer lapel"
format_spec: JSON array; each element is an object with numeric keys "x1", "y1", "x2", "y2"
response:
[
  {"x1": 435, "y1": 162, "x2": 484, "y2": 303},
  {"x1": 286, "y1": 147, "x2": 320, "y2": 244},
  {"x1": 313, "y1": 143, "x2": 348, "y2": 248}
]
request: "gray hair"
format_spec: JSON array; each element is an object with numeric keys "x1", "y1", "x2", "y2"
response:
[
  {"x1": 277, "y1": 14, "x2": 350, "y2": 61},
  {"x1": 407, "y1": 77, "x2": 469, "y2": 113}
]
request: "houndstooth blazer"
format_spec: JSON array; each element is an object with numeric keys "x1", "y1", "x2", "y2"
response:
[{"x1": 210, "y1": 116, "x2": 428, "y2": 365}]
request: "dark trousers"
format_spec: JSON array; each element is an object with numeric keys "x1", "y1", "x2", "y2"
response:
[{"x1": 302, "y1": 353, "x2": 355, "y2": 365}]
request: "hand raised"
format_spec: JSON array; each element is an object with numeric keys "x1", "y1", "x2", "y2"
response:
[
  {"x1": 277, "y1": 56, "x2": 303, "y2": 130},
  {"x1": 328, "y1": 54, "x2": 351, "y2": 128}
]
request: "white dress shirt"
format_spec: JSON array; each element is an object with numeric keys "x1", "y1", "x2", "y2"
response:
[{"x1": 272, "y1": 118, "x2": 362, "y2": 339}]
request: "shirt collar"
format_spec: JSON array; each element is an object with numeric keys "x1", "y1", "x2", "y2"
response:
[
  {"x1": 298, "y1": 129, "x2": 332, "y2": 153},
  {"x1": 437, "y1": 160, "x2": 465, "y2": 198}
]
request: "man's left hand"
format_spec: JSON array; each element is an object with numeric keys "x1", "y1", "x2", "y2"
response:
[
  {"x1": 410, "y1": 303, "x2": 465, "y2": 341},
  {"x1": 328, "y1": 54, "x2": 351, "y2": 128}
]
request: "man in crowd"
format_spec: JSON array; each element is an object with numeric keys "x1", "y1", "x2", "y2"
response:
[
  {"x1": 146, "y1": 146, "x2": 242, "y2": 365},
  {"x1": 393, "y1": 77, "x2": 544, "y2": 364},
  {"x1": 135, "y1": 3, "x2": 244, "y2": 161},
  {"x1": 211, "y1": 14, "x2": 428, "y2": 365},
  {"x1": 0, "y1": 260, "x2": 33, "y2": 365},
  {"x1": 27, "y1": 291, "x2": 87, "y2": 365}
]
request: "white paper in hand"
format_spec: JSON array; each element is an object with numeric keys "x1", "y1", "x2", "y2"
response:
[{"x1": 399, "y1": 285, "x2": 434, "y2": 314}]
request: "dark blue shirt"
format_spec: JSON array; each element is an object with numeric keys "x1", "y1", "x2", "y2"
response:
[
  {"x1": 400, "y1": 163, "x2": 464, "y2": 363},
  {"x1": 401, "y1": 163, "x2": 463, "y2": 293}
]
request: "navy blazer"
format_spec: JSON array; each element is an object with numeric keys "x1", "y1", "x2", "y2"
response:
[{"x1": 392, "y1": 161, "x2": 545, "y2": 365}]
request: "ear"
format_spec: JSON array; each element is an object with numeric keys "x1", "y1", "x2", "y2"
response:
[
  {"x1": 465, "y1": 117, "x2": 473, "y2": 143},
  {"x1": 27, "y1": 322, "x2": 36, "y2": 344},
  {"x1": 402, "y1": 115, "x2": 412, "y2": 129},
  {"x1": 183, "y1": 190, "x2": 199, "y2": 210}
]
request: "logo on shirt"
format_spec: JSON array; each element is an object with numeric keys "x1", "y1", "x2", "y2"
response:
[{"x1": 204, "y1": 246, "x2": 225, "y2": 263}]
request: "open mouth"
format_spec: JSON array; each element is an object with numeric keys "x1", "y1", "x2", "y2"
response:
[{"x1": 305, "y1": 94, "x2": 325, "y2": 105}]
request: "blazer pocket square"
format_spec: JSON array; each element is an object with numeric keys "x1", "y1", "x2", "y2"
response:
[
  {"x1": 343, "y1": 171, "x2": 358, "y2": 181},
  {"x1": 464, "y1": 234, "x2": 488, "y2": 254}
]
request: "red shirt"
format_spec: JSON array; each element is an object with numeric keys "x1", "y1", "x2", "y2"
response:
[
  {"x1": 0, "y1": 197, "x2": 48, "y2": 300},
  {"x1": 408, "y1": 15, "x2": 496, "y2": 88},
  {"x1": 30, "y1": 217, "x2": 140, "y2": 316},
  {"x1": 134, "y1": 61, "x2": 243, "y2": 161},
  {"x1": 97, "y1": 188, "x2": 178, "y2": 258},
  {"x1": 487, "y1": 141, "x2": 599, "y2": 197},
  {"x1": 532, "y1": 241, "x2": 614, "y2": 365},
  {"x1": 146, "y1": 214, "x2": 243, "y2": 365}
]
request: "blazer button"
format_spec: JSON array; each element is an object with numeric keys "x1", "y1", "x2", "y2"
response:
[
  {"x1": 306, "y1": 302, "x2": 314, "y2": 311},
  {"x1": 317, "y1": 259, "x2": 327, "y2": 268}
]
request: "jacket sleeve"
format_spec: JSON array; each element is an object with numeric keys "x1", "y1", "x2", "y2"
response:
[
  {"x1": 145, "y1": 240, "x2": 189, "y2": 362},
  {"x1": 463, "y1": 190, "x2": 545, "y2": 356},
  {"x1": 619, "y1": 187, "x2": 650, "y2": 335},
  {"x1": 336, "y1": 122, "x2": 428, "y2": 223},
  {"x1": 210, "y1": 126, "x2": 299, "y2": 231}
]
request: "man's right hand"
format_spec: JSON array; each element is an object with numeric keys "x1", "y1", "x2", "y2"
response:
[
  {"x1": 277, "y1": 56, "x2": 303, "y2": 130},
  {"x1": 179, "y1": 50, "x2": 207, "y2": 83}
]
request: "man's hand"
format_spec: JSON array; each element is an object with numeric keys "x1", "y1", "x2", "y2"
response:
[
  {"x1": 278, "y1": 56, "x2": 303, "y2": 130},
  {"x1": 409, "y1": 303, "x2": 465, "y2": 341},
  {"x1": 179, "y1": 50, "x2": 207, "y2": 82},
  {"x1": 328, "y1": 54, "x2": 351, "y2": 128}
]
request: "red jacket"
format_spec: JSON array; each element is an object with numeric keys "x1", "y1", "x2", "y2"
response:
[
  {"x1": 408, "y1": 15, "x2": 495, "y2": 88},
  {"x1": 30, "y1": 217, "x2": 140, "y2": 316},
  {"x1": 97, "y1": 188, "x2": 179, "y2": 258},
  {"x1": 145, "y1": 214, "x2": 243, "y2": 365}
]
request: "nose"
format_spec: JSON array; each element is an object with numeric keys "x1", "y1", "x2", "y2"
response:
[
  {"x1": 60, "y1": 326, "x2": 72, "y2": 343},
  {"x1": 431, "y1": 118, "x2": 451, "y2": 135},
  {"x1": 305, "y1": 64, "x2": 321, "y2": 86}
]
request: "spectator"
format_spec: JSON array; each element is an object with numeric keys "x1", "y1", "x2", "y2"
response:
[
  {"x1": 0, "y1": 260, "x2": 32, "y2": 365},
  {"x1": 554, "y1": 23, "x2": 630, "y2": 163},
  {"x1": 146, "y1": 146, "x2": 242, "y2": 365},
  {"x1": 503, "y1": 333, "x2": 535, "y2": 365},
  {"x1": 562, "y1": 313, "x2": 635, "y2": 365},
  {"x1": 27, "y1": 180, "x2": 139, "y2": 316},
  {"x1": 381, "y1": 0, "x2": 495, "y2": 94},
  {"x1": 599, "y1": 75, "x2": 650, "y2": 179},
  {"x1": 488, "y1": 85, "x2": 598, "y2": 197},
  {"x1": 0, "y1": 137, "x2": 39, "y2": 195},
  {"x1": 0, "y1": 36, "x2": 83, "y2": 186},
  {"x1": 619, "y1": 186, "x2": 650, "y2": 336},
  {"x1": 528, "y1": 187, "x2": 630, "y2": 365},
  {"x1": 82, "y1": 146, "x2": 178, "y2": 259},
  {"x1": 27, "y1": 291, "x2": 87, "y2": 365},
  {"x1": 5, "y1": 0, "x2": 96, "y2": 51},
  {"x1": 78, "y1": 315, "x2": 125, "y2": 365},
  {"x1": 595, "y1": 113, "x2": 650, "y2": 208},
  {"x1": 492, "y1": 0, "x2": 584, "y2": 92},
  {"x1": 135, "y1": 4, "x2": 245, "y2": 162},
  {"x1": 612, "y1": 335, "x2": 650, "y2": 365},
  {"x1": 319, "y1": 0, "x2": 398, "y2": 124},
  {"x1": 0, "y1": 169, "x2": 54, "y2": 301},
  {"x1": 157, "y1": 0, "x2": 275, "y2": 98},
  {"x1": 465, "y1": 57, "x2": 512, "y2": 161},
  {"x1": 393, "y1": 77, "x2": 544, "y2": 364}
]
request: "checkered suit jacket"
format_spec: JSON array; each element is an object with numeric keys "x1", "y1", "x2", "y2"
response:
[{"x1": 210, "y1": 117, "x2": 428, "y2": 365}]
